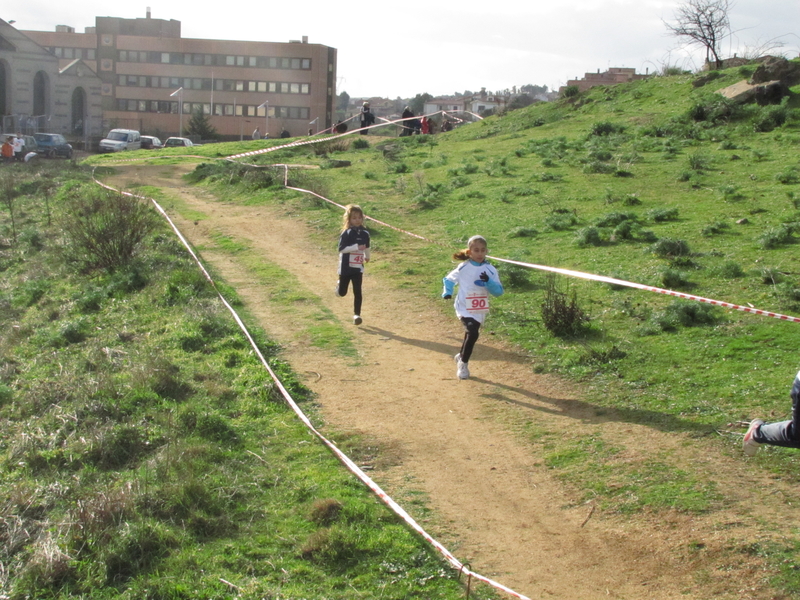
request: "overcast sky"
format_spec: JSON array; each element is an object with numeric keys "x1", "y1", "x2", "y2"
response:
[{"x1": 7, "y1": 1, "x2": 799, "y2": 99}]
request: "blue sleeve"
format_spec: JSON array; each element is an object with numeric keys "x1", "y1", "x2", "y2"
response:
[
  {"x1": 442, "y1": 277, "x2": 455, "y2": 298},
  {"x1": 487, "y1": 267, "x2": 504, "y2": 297}
]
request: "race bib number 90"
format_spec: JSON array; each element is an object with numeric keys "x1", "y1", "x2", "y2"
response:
[{"x1": 466, "y1": 291, "x2": 489, "y2": 315}]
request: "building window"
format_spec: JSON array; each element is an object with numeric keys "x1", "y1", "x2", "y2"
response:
[
  {"x1": 302, "y1": 59, "x2": 311, "y2": 69},
  {"x1": 205, "y1": 54, "x2": 214, "y2": 66},
  {"x1": 138, "y1": 100, "x2": 147, "y2": 111},
  {"x1": 235, "y1": 105, "x2": 243, "y2": 116},
  {"x1": 226, "y1": 55, "x2": 235, "y2": 66},
  {"x1": 269, "y1": 82, "x2": 276, "y2": 92},
  {"x1": 280, "y1": 83, "x2": 289, "y2": 93},
  {"x1": 127, "y1": 100, "x2": 137, "y2": 111},
  {"x1": 257, "y1": 81, "x2": 267, "y2": 93},
  {"x1": 161, "y1": 53, "x2": 170, "y2": 63},
  {"x1": 54, "y1": 47, "x2": 63, "y2": 57},
  {"x1": 235, "y1": 81, "x2": 244, "y2": 91},
  {"x1": 249, "y1": 56, "x2": 257, "y2": 67},
  {"x1": 224, "y1": 104, "x2": 233, "y2": 116},
  {"x1": 269, "y1": 58, "x2": 278, "y2": 68},
  {"x1": 248, "y1": 81, "x2": 256, "y2": 92},
  {"x1": 139, "y1": 76, "x2": 147, "y2": 87},
  {"x1": 236, "y1": 56, "x2": 244, "y2": 66},
  {"x1": 87, "y1": 49, "x2": 95, "y2": 60},
  {"x1": 291, "y1": 58, "x2": 300, "y2": 69},
  {"x1": 290, "y1": 83, "x2": 299, "y2": 94}
]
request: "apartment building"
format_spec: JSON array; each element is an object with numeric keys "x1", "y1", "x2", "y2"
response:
[{"x1": 23, "y1": 9, "x2": 337, "y2": 139}]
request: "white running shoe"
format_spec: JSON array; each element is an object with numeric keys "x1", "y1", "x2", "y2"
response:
[
  {"x1": 353, "y1": 315, "x2": 362, "y2": 325},
  {"x1": 743, "y1": 419, "x2": 764, "y2": 456},
  {"x1": 454, "y1": 353, "x2": 469, "y2": 379}
]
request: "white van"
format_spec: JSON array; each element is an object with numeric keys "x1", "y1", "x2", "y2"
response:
[{"x1": 99, "y1": 129, "x2": 142, "y2": 153}]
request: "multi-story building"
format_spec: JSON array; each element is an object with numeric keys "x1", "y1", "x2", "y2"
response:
[{"x1": 23, "y1": 9, "x2": 337, "y2": 140}]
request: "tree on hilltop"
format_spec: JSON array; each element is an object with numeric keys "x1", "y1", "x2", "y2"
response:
[{"x1": 665, "y1": 0, "x2": 731, "y2": 69}]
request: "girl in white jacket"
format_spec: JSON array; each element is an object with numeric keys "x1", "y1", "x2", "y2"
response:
[{"x1": 442, "y1": 236, "x2": 504, "y2": 380}]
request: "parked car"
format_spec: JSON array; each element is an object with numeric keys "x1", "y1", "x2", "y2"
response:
[
  {"x1": 140, "y1": 135, "x2": 163, "y2": 150},
  {"x1": 164, "y1": 137, "x2": 194, "y2": 148},
  {"x1": 98, "y1": 128, "x2": 142, "y2": 153},
  {"x1": 21, "y1": 135, "x2": 38, "y2": 154},
  {"x1": 33, "y1": 133, "x2": 73, "y2": 159}
]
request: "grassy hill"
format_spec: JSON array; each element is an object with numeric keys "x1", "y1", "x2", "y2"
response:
[{"x1": 5, "y1": 59, "x2": 800, "y2": 597}]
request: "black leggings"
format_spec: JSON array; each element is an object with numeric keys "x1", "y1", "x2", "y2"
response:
[
  {"x1": 459, "y1": 317, "x2": 481, "y2": 363},
  {"x1": 338, "y1": 270, "x2": 363, "y2": 315}
]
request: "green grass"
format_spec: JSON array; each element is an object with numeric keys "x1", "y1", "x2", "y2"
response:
[{"x1": 0, "y1": 163, "x2": 472, "y2": 599}]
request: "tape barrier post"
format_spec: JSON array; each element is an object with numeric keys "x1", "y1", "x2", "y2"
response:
[{"x1": 92, "y1": 174, "x2": 532, "y2": 600}]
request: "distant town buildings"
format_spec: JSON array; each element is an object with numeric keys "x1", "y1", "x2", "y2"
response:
[
  {"x1": 8, "y1": 9, "x2": 336, "y2": 140},
  {"x1": 560, "y1": 67, "x2": 649, "y2": 94}
]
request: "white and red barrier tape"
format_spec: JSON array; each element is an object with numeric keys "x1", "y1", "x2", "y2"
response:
[{"x1": 93, "y1": 174, "x2": 532, "y2": 600}]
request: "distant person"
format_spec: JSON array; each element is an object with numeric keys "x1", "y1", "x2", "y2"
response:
[
  {"x1": 400, "y1": 106, "x2": 414, "y2": 137},
  {"x1": 280, "y1": 129, "x2": 291, "y2": 138},
  {"x1": 252, "y1": 127, "x2": 261, "y2": 140},
  {"x1": 1, "y1": 136, "x2": 14, "y2": 163},
  {"x1": 336, "y1": 204, "x2": 370, "y2": 326},
  {"x1": 420, "y1": 116, "x2": 430, "y2": 135},
  {"x1": 441, "y1": 119, "x2": 453, "y2": 132},
  {"x1": 360, "y1": 101, "x2": 374, "y2": 135},
  {"x1": 12, "y1": 134, "x2": 24, "y2": 161},
  {"x1": 744, "y1": 371, "x2": 800, "y2": 455},
  {"x1": 334, "y1": 120, "x2": 348, "y2": 134},
  {"x1": 442, "y1": 236, "x2": 504, "y2": 380}
]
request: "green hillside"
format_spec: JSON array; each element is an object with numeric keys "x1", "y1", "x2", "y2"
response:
[{"x1": 5, "y1": 58, "x2": 800, "y2": 598}]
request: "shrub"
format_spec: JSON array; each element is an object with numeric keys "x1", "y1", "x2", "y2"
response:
[
  {"x1": 719, "y1": 185, "x2": 746, "y2": 202},
  {"x1": 775, "y1": 167, "x2": 800, "y2": 185},
  {"x1": 590, "y1": 121, "x2": 625, "y2": 136},
  {"x1": 687, "y1": 153, "x2": 711, "y2": 171},
  {"x1": 758, "y1": 224, "x2": 797, "y2": 249},
  {"x1": 715, "y1": 261, "x2": 745, "y2": 278},
  {"x1": 753, "y1": 104, "x2": 788, "y2": 133},
  {"x1": 351, "y1": 138, "x2": 370, "y2": 149},
  {"x1": 575, "y1": 226, "x2": 603, "y2": 247},
  {"x1": 649, "y1": 238, "x2": 690, "y2": 257},
  {"x1": 701, "y1": 221, "x2": 730, "y2": 236},
  {"x1": 509, "y1": 226, "x2": 538, "y2": 238},
  {"x1": 661, "y1": 268, "x2": 691, "y2": 288},
  {"x1": 582, "y1": 161, "x2": 615, "y2": 174},
  {"x1": 59, "y1": 186, "x2": 158, "y2": 272},
  {"x1": 544, "y1": 213, "x2": 578, "y2": 231},
  {"x1": 541, "y1": 275, "x2": 588, "y2": 336},
  {"x1": 562, "y1": 85, "x2": 580, "y2": 98},
  {"x1": 651, "y1": 300, "x2": 721, "y2": 331},
  {"x1": 596, "y1": 212, "x2": 637, "y2": 227},
  {"x1": 760, "y1": 267, "x2": 784, "y2": 284},
  {"x1": 648, "y1": 207, "x2": 679, "y2": 222}
]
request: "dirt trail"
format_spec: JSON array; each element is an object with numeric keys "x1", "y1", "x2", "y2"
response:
[{"x1": 107, "y1": 163, "x2": 792, "y2": 600}]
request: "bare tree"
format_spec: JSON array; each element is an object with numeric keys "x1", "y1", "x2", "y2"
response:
[{"x1": 665, "y1": 0, "x2": 731, "y2": 69}]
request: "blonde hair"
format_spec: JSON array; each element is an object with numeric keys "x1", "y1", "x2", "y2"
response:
[
  {"x1": 453, "y1": 235, "x2": 487, "y2": 260},
  {"x1": 342, "y1": 204, "x2": 364, "y2": 231}
]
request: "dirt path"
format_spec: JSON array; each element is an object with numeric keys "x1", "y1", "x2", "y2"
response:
[{"x1": 106, "y1": 163, "x2": 793, "y2": 600}]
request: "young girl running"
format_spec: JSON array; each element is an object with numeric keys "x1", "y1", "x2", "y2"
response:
[
  {"x1": 336, "y1": 204, "x2": 371, "y2": 325},
  {"x1": 442, "y1": 235, "x2": 504, "y2": 379}
]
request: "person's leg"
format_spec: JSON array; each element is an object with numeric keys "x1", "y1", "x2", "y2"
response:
[
  {"x1": 753, "y1": 374, "x2": 800, "y2": 448},
  {"x1": 459, "y1": 317, "x2": 481, "y2": 363},
  {"x1": 351, "y1": 271, "x2": 363, "y2": 316},
  {"x1": 337, "y1": 272, "x2": 351, "y2": 298}
]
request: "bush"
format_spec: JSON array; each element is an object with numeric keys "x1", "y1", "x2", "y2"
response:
[
  {"x1": 760, "y1": 267, "x2": 784, "y2": 285},
  {"x1": 753, "y1": 104, "x2": 788, "y2": 133},
  {"x1": 648, "y1": 208, "x2": 679, "y2": 222},
  {"x1": 649, "y1": 238, "x2": 690, "y2": 257},
  {"x1": 544, "y1": 213, "x2": 578, "y2": 231},
  {"x1": 596, "y1": 212, "x2": 637, "y2": 227},
  {"x1": 701, "y1": 221, "x2": 730, "y2": 236},
  {"x1": 351, "y1": 138, "x2": 370, "y2": 149},
  {"x1": 758, "y1": 224, "x2": 798, "y2": 249},
  {"x1": 715, "y1": 261, "x2": 745, "y2": 278},
  {"x1": 661, "y1": 269, "x2": 691, "y2": 288},
  {"x1": 651, "y1": 301, "x2": 722, "y2": 331},
  {"x1": 541, "y1": 274, "x2": 588, "y2": 336},
  {"x1": 575, "y1": 226, "x2": 603, "y2": 247},
  {"x1": 59, "y1": 186, "x2": 158, "y2": 272},
  {"x1": 590, "y1": 121, "x2": 625, "y2": 136},
  {"x1": 562, "y1": 85, "x2": 580, "y2": 98},
  {"x1": 775, "y1": 167, "x2": 800, "y2": 185},
  {"x1": 508, "y1": 226, "x2": 538, "y2": 238}
]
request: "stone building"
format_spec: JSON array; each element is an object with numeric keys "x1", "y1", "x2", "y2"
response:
[
  {"x1": 560, "y1": 67, "x2": 649, "y2": 94},
  {"x1": 0, "y1": 19, "x2": 103, "y2": 142}
]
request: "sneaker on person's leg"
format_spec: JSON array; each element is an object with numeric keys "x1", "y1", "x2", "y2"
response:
[{"x1": 743, "y1": 419, "x2": 764, "y2": 456}]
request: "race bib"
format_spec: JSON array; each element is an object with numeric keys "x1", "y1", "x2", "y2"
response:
[
  {"x1": 349, "y1": 250, "x2": 365, "y2": 268},
  {"x1": 466, "y1": 291, "x2": 489, "y2": 315}
]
